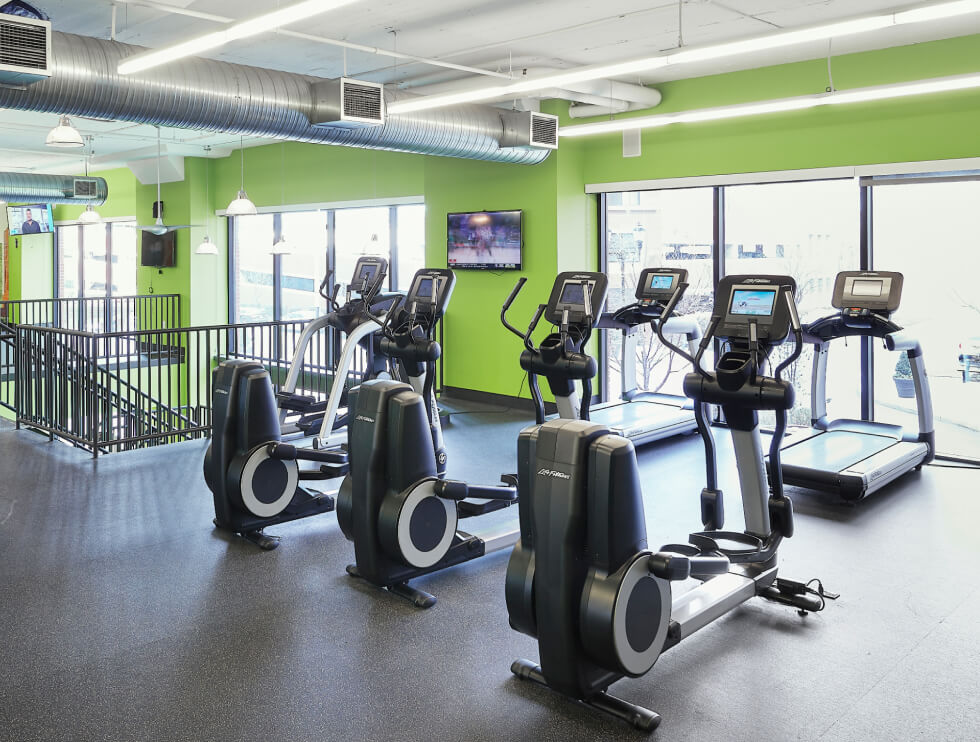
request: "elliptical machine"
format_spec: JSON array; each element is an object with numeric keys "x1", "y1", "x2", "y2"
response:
[
  {"x1": 203, "y1": 256, "x2": 399, "y2": 550},
  {"x1": 506, "y1": 275, "x2": 833, "y2": 731},
  {"x1": 337, "y1": 270, "x2": 608, "y2": 607},
  {"x1": 277, "y1": 255, "x2": 397, "y2": 447}
]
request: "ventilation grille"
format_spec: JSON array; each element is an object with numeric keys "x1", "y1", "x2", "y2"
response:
[
  {"x1": 73, "y1": 178, "x2": 98, "y2": 198},
  {"x1": 342, "y1": 81, "x2": 383, "y2": 123},
  {"x1": 0, "y1": 14, "x2": 50, "y2": 83},
  {"x1": 531, "y1": 114, "x2": 558, "y2": 148}
]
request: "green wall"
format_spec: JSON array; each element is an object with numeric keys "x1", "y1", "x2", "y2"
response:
[
  {"x1": 577, "y1": 34, "x2": 980, "y2": 185},
  {"x1": 30, "y1": 33, "x2": 980, "y2": 399}
]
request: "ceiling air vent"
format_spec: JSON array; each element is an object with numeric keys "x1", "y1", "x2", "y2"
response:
[
  {"x1": 73, "y1": 178, "x2": 99, "y2": 198},
  {"x1": 0, "y1": 13, "x2": 51, "y2": 86},
  {"x1": 500, "y1": 111, "x2": 559, "y2": 150},
  {"x1": 311, "y1": 77, "x2": 384, "y2": 128}
]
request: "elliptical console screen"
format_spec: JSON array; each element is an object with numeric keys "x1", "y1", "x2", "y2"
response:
[
  {"x1": 647, "y1": 274, "x2": 674, "y2": 291},
  {"x1": 355, "y1": 264, "x2": 378, "y2": 290},
  {"x1": 730, "y1": 289, "x2": 777, "y2": 317},
  {"x1": 349, "y1": 256, "x2": 387, "y2": 295},
  {"x1": 415, "y1": 278, "x2": 434, "y2": 300},
  {"x1": 559, "y1": 281, "x2": 588, "y2": 308}
]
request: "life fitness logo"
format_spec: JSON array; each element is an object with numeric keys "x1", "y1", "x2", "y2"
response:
[
  {"x1": 355, "y1": 415, "x2": 375, "y2": 424},
  {"x1": 744, "y1": 278, "x2": 770, "y2": 284},
  {"x1": 537, "y1": 468, "x2": 570, "y2": 480}
]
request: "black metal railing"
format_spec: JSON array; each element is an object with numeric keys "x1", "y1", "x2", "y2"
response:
[
  {"x1": 0, "y1": 294, "x2": 181, "y2": 334},
  {"x1": 12, "y1": 318, "x2": 369, "y2": 455}
]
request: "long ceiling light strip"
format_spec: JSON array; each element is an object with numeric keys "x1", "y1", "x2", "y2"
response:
[
  {"x1": 388, "y1": 1, "x2": 980, "y2": 115},
  {"x1": 118, "y1": 0, "x2": 360, "y2": 75},
  {"x1": 559, "y1": 72, "x2": 980, "y2": 137}
]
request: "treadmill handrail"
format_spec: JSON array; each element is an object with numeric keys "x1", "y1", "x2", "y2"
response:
[{"x1": 803, "y1": 312, "x2": 901, "y2": 343}]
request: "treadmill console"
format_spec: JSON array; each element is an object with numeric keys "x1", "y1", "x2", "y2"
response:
[
  {"x1": 349, "y1": 256, "x2": 388, "y2": 296},
  {"x1": 545, "y1": 271, "x2": 609, "y2": 327},
  {"x1": 635, "y1": 267, "x2": 688, "y2": 305},
  {"x1": 832, "y1": 271, "x2": 903, "y2": 316},
  {"x1": 404, "y1": 268, "x2": 456, "y2": 322},
  {"x1": 714, "y1": 274, "x2": 796, "y2": 344}
]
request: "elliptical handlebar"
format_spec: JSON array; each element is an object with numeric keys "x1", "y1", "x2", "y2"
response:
[
  {"x1": 774, "y1": 285, "x2": 804, "y2": 382},
  {"x1": 501, "y1": 278, "x2": 531, "y2": 342},
  {"x1": 654, "y1": 282, "x2": 712, "y2": 381}
]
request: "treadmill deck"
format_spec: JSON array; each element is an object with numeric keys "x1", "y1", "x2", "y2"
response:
[{"x1": 589, "y1": 398, "x2": 696, "y2": 446}]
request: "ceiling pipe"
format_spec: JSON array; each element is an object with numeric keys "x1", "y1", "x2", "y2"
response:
[
  {"x1": 0, "y1": 32, "x2": 548, "y2": 165},
  {"x1": 0, "y1": 171, "x2": 108, "y2": 205}
]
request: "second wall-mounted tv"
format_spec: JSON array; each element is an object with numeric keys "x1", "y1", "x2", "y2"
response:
[
  {"x1": 141, "y1": 230, "x2": 177, "y2": 268},
  {"x1": 447, "y1": 210, "x2": 522, "y2": 270},
  {"x1": 7, "y1": 204, "x2": 53, "y2": 235}
]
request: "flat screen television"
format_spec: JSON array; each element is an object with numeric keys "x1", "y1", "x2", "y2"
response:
[
  {"x1": 6, "y1": 204, "x2": 53, "y2": 235},
  {"x1": 447, "y1": 210, "x2": 522, "y2": 270},
  {"x1": 141, "y1": 230, "x2": 177, "y2": 267}
]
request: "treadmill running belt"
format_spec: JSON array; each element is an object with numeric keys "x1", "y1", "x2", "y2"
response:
[{"x1": 781, "y1": 430, "x2": 897, "y2": 473}]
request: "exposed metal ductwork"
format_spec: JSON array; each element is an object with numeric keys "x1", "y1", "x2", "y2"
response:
[
  {"x1": 0, "y1": 32, "x2": 550, "y2": 165},
  {"x1": 0, "y1": 171, "x2": 107, "y2": 204}
]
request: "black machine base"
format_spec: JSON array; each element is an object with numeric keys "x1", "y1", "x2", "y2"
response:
[
  {"x1": 511, "y1": 660, "x2": 662, "y2": 733},
  {"x1": 213, "y1": 488, "x2": 336, "y2": 550},
  {"x1": 346, "y1": 564, "x2": 438, "y2": 609}
]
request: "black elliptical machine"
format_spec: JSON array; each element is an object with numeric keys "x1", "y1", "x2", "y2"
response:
[
  {"x1": 203, "y1": 257, "x2": 398, "y2": 550},
  {"x1": 506, "y1": 275, "x2": 834, "y2": 731},
  {"x1": 337, "y1": 270, "x2": 609, "y2": 607}
]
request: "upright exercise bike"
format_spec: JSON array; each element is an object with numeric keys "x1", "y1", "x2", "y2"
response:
[
  {"x1": 337, "y1": 270, "x2": 608, "y2": 607},
  {"x1": 203, "y1": 256, "x2": 399, "y2": 549},
  {"x1": 506, "y1": 274, "x2": 833, "y2": 731}
]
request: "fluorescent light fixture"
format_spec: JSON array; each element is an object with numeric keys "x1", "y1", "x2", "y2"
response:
[
  {"x1": 388, "y1": 1, "x2": 980, "y2": 115},
  {"x1": 118, "y1": 0, "x2": 360, "y2": 75},
  {"x1": 45, "y1": 115, "x2": 84, "y2": 147},
  {"x1": 78, "y1": 204, "x2": 102, "y2": 224},
  {"x1": 560, "y1": 72, "x2": 980, "y2": 138},
  {"x1": 196, "y1": 236, "x2": 219, "y2": 255}
]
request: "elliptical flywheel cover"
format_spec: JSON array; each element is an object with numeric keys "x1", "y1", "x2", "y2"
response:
[
  {"x1": 379, "y1": 478, "x2": 457, "y2": 569},
  {"x1": 233, "y1": 444, "x2": 299, "y2": 518}
]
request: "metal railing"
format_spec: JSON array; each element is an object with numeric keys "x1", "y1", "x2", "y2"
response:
[
  {"x1": 0, "y1": 294, "x2": 181, "y2": 334},
  {"x1": 13, "y1": 318, "x2": 369, "y2": 455},
  {"x1": 0, "y1": 294, "x2": 181, "y2": 414}
]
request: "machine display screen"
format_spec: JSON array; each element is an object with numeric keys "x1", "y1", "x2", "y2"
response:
[
  {"x1": 730, "y1": 289, "x2": 777, "y2": 317},
  {"x1": 559, "y1": 281, "x2": 589, "y2": 308},
  {"x1": 355, "y1": 263, "x2": 378, "y2": 289},
  {"x1": 647, "y1": 274, "x2": 674, "y2": 291},
  {"x1": 415, "y1": 278, "x2": 434, "y2": 299},
  {"x1": 851, "y1": 279, "x2": 884, "y2": 297}
]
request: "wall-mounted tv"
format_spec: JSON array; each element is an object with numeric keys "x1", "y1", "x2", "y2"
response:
[
  {"x1": 447, "y1": 210, "x2": 522, "y2": 270},
  {"x1": 6, "y1": 204, "x2": 53, "y2": 235},
  {"x1": 141, "y1": 230, "x2": 177, "y2": 268}
]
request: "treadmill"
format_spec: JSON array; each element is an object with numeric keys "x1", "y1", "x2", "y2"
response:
[
  {"x1": 770, "y1": 270, "x2": 935, "y2": 501},
  {"x1": 591, "y1": 267, "x2": 703, "y2": 446}
]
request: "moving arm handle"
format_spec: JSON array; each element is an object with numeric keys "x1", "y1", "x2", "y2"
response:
[
  {"x1": 774, "y1": 285, "x2": 803, "y2": 381},
  {"x1": 501, "y1": 278, "x2": 530, "y2": 342},
  {"x1": 433, "y1": 480, "x2": 518, "y2": 501},
  {"x1": 267, "y1": 442, "x2": 347, "y2": 465},
  {"x1": 648, "y1": 551, "x2": 730, "y2": 581},
  {"x1": 654, "y1": 282, "x2": 710, "y2": 379}
]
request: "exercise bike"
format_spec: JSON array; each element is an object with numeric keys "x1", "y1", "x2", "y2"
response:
[
  {"x1": 203, "y1": 256, "x2": 400, "y2": 550},
  {"x1": 506, "y1": 274, "x2": 834, "y2": 731},
  {"x1": 337, "y1": 270, "x2": 608, "y2": 607}
]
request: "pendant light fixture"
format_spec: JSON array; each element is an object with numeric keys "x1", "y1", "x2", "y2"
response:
[
  {"x1": 271, "y1": 142, "x2": 291, "y2": 255},
  {"x1": 45, "y1": 115, "x2": 84, "y2": 148},
  {"x1": 196, "y1": 146, "x2": 219, "y2": 255},
  {"x1": 77, "y1": 137, "x2": 102, "y2": 224},
  {"x1": 226, "y1": 135, "x2": 257, "y2": 216}
]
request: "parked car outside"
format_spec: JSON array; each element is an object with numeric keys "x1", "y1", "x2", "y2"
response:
[{"x1": 958, "y1": 336, "x2": 980, "y2": 382}]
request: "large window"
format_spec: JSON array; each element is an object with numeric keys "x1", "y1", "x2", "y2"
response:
[
  {"x1": 871, "y1": 180, "x2": 980, "y2": 460},
  {"x1": 600, "y1": 173, "x2": 980, "y2": 462},
  {"x1": 56, "y1": 220, "x2": 138, "y2": 300},
  {"x1": 230, "y1": 202, "x2": 425, "y2": 324},
  {"x1": 725, "y1": 180, "x2": 861, "y2": 426},
  {"x1": 603, "y1": 188, "x2": 714, "y2": 400}
]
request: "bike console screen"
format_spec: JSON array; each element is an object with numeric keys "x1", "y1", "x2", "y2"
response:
[
  {"x1": 636, "y1": 267, "x2": 687, "y2": 303},
  {"x1": 545, "y1": 271, "x2": 609, "y2": 327}
]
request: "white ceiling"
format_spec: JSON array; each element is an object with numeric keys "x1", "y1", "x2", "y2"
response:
[{"x1": 2, "y1": 0, "x2": 979, "y2": 173}]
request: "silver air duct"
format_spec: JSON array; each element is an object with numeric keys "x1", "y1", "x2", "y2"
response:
[
  {"x1": 0, "y1": 171, "x2": 107, "y2": 204},
  {"x1": 0, "y1": 32, "x2": 550, "y2": 165}
]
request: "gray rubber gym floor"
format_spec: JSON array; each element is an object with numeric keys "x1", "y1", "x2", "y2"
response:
[{"x1": 1, "y1": 403, "x2": 978, "y2": 742}]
